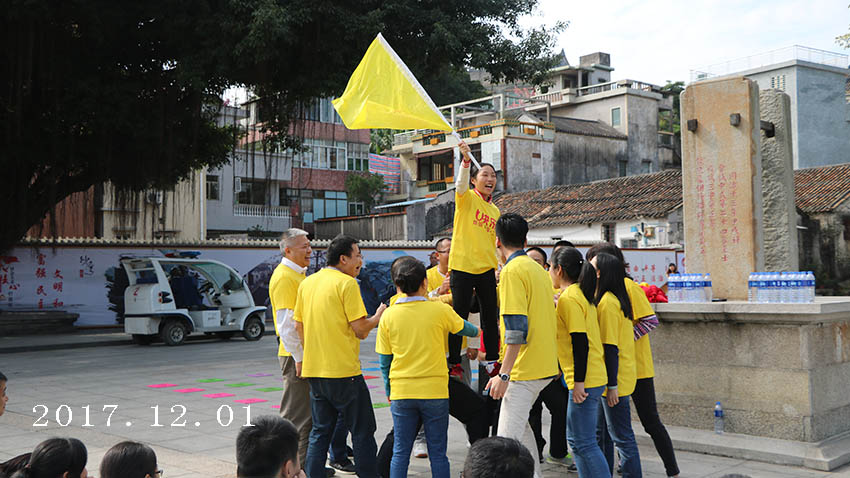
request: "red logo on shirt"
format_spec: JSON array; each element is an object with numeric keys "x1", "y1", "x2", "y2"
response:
[{"x1": 473, "y1": 209, "x2": 496, "y2": 233}]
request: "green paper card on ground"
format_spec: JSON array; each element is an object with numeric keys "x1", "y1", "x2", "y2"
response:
[
  {"x1": 256, "y1": 387, "x2": 283, "y2": 392},
  {"x1": 373, "y1": 403, "x2": 390, "y2": 409},
  {"x1": 225, "y1": 383, "x2": 256, "y2": 388},
  {"x1": 198, "y1": 379, "x2": 226, "y2": 383}
]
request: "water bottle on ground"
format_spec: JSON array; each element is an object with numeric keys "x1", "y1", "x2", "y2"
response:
[
  {"x1": 703, "y1": 273, "x2": 713, "y2": 302},
  {"x1": 748, "y1": 273, "x2": 757, "y2": 302},
  {"x1": 714, "y1": 402, "x2": 724, "y2": 434}
]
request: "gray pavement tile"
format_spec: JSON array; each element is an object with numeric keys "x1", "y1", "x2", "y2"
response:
[{"x1": 156, "y1": 434, "x2": 236, "y2": 453}]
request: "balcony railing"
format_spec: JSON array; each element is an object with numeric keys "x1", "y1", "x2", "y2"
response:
[
  {"x1": 690, "y1": 45, "x2": 849, "y2": 82},
  {"x1": 234, "y1": 204, "x2": 291, "y2": 218},
  {"x1": 530, "y1": 79, "x2": 662, "y2": 103}
]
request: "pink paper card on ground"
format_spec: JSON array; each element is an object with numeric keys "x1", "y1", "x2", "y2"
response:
[
  {"x1": 204, "y1": 392, "x2": 236, "y2": 398},
  {"x1": 272, "y1": 405, "x2": 281, "y2": 409},
  {"x1": 147, "y1": 383, "x2": 178, "y2": 388},
  {"x1": 175, "y1": 388, "x2": 205, "y2": 393},
  {"x1": 235, "y1": 398, "x2": 268, "y2": 404}
]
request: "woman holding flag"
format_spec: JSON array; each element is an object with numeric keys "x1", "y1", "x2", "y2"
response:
[{"x1": 447, "y1": 142, "x2": 501, "y2": 378}]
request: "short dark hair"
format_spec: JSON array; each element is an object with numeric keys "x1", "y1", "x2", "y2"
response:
[
  {"x1": 236, "y1": 415, "x2": 298, "y2": 478},
  {"x1": 391, "y1": 256, "x2": 427, "y2": 295},
  {"x1": 0, "y1": 371, "x2": 6, "y2": 382},
  {"x1": 434, "y1": 237, "x2": 451, "y2": 250},
  {"x1": 11, "y1": 438, "x2": 87, "y2": 478},
  {"x1": 462, "y1": 437, "x2": 534, "y2": 478},
  {"x1": 327, "y1": 235, "x2": 359, "y2": 267},
  {"x1": 99, "y1": 441, "x2": 157, "y2": 478},
  {"x1": 526, "y1": 246, "x2": 548, "y2": 265},
  {"x1": 495, "y1": 213, "x2": 528, "y2": 249},
  {"x1": 553, "y1": 240, "x2": 575, "y2": 253}
]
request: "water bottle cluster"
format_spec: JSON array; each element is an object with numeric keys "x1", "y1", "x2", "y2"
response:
[
  {"x1": 667, "y1": 273, "x2": 713, "y2": 303},
  {"x1": 747, "y1": 271, "x2": 816, "y2": 303}
]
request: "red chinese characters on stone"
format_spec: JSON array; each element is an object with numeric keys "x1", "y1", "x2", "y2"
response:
[{"x1": 36, "y1": 285, "x2": 47, "y2": 296}]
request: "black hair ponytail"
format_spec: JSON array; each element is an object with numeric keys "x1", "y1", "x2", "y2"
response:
[
  {"x1": 551, "y1": 247, "x2": 596, "y2": 304},
  {"x1": 593, "y1": 252, "x2": 633, "y2": 320}
]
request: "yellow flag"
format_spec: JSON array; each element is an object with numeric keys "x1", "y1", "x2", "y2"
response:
[{"x1": 333, "y1": 33, "x2": 453, "y2": 132}]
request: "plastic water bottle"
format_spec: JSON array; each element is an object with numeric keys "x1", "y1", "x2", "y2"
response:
[
  {"x1": 682, "y1": 274, "x2": 693, "y2": 302},
  {"x1": 779, "y1": 272, "x2": 789, "y2": 303},
  {"x1": 787, "y1": 272, "x2": 799, "y2": 303},
  {"x1": 770, "y1": 272, "x2": 781, "y2": 303},
  {"x1": 757, "y1": 273, "x2": 769, "y2": 303},
  {"x1": 714, "y1": 402, "x2": 724, "y2": 434},
  {"x1": 668, "y1": 274, "x2": 678, "y2": 303},
  {"x1": 703, "y1": 273, "x2": 712, "y2": 302},
  {"x1": 748, "y1": 273, "x2": 757, "y2": 302},
  {"x1": 806, "y1": 271, "x2": 816, "y2": 303}
]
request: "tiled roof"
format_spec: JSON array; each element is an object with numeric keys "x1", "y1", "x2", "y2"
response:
[
  {"x1": 794, "y1": 163, "x2": 850, "y2": 213},
  {"x1": 547, "y1": 116, "x2": 627, "y2": 140},
  {"x1": 494, "y1": 169, "x2": 683, "y2": 227}
]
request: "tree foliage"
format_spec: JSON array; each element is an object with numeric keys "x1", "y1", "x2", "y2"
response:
[
  {"x1": 345, "y1": 174, "x2": 386, "y2": 211},
  {"x1": 660, "y1": 81, "x2": 685, "y2": 134},
  {"x1": 1, "y1": 0, "x2": 564, "y2": 252},
  {"x1": 838, "y1": 4, "x2": 850, "y2": 49}
]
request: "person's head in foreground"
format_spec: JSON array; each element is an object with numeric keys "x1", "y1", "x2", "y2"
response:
[
  {"x1": 0, "y1": 371, "x2": 7, "y2": 417},
  {"x1": 236, "y1": 415, "x2": 300, "y2": 478},
  {"x1": 495, "y1": 213, "x2": 528, "y2": 262},
  {"x1": 327, "y1": 235, "x2": 362, "y2": 278},
  {"x1": 99, "y1": 441, "x2": 159, "y2": 478},
  {"x1": 10, "y1": 437, "x2": 88, "y2": 478},
  {"x1": 470, "y1": 163, "x2": 498, "y2": 200},
  {"x1": 391, "y1": 256, "x2": 428, "y2": 296},
  {"x1": 280, "y1": 228, "x2": 312, "y2": 269},
  {"x1": 590, "y1": 252, "x2": 634, "y2": 319},
  {"x1": 552, "y1": 239, "x2": 575, "y2": 255},
  {"x1": 526, "y1": 246, "x2": 548, "y2": 270},
  {"x1": 461, "y1": 437, "x2": 534, "y2": 478}
]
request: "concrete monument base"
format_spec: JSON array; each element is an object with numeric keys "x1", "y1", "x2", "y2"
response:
[{"x1": 651, "y1": 298, "x2": 850, "y2": 470}]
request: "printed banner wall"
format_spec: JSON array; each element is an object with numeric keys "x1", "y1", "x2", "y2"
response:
[{"x1": 0, "y1": 245, "x2": 678, "y2": 326}]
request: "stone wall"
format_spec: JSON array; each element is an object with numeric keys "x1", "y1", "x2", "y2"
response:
[{"x1": 551, "y1": 132, "x2": 627, "y2": 185}]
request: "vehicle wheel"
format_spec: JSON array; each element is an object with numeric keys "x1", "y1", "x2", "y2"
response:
[
  {"x1": 161, "y1": 320, "x2": 187, "y2": 346},
  {"x1": 132, "y1": 334, "x2": 153, "y2": 345},
  {"x1": 215, "y1": 331, "x2": 235, "y2": 340},
  {"x1": 242, "y1": 315, "x2": 264, "y2": 341}
]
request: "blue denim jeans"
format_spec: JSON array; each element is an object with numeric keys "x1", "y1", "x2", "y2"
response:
[
  {"x1": 568, "y1": 386, "x2": 611, "y2": 478},
  {"x1": 597, "y1": 394, "x2": 642, "y2": 478},
  {"x1": 306, "y1": 376, "x2": 378, "y2": 478},
  {"x1": 327, "y1": 411, "x2": 350, "y2": 464},
  {"x1": 390, "y1": 399, "x2": 450, "y2": 478}
]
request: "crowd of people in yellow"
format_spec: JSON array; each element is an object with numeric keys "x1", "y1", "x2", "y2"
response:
[{"x1": 266, "y1": 142, "x2": 680, "y2": 478}]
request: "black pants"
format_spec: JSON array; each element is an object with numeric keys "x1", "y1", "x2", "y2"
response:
[
  {"x1": 377, "y1": 379, "x2": 488, "y2": 477},
  {"x1": 449, "y1": 269, "x2": 499, "y2": 363},
  {"x1": 632, "y1": 377, "x2": 679, "y2": 476},
  {"x1": 529, "y1": 377, "x2": 569, "y2": 460}
]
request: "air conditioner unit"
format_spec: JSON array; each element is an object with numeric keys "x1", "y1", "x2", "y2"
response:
[
  {"x1": 234, "y1": 177, "x2": 242, "y2": 193},
  {"x1": 146, "y1": 191, "x2": 163, "y2": 205}
]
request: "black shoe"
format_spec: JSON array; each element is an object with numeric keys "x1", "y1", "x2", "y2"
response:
[
  {"x1": 329, "y1": 460, "x2": 356, "y2": 475},
  {"x1": 567, "y1": 463, "x2": 577, "y2": 472},
  {"x1": 325, "y1": 468, "x2": 336, "y2": 477},
  {"x1": 346, "y1": 445, "x2": 354, "y2": 458}
]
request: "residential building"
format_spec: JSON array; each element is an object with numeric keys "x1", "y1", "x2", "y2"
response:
[
  {"x1": 205, "y1": 98, "x2": 371, "y2": 238},
  {"x1": 388, "y1": 50, "x2": 675, "y2": 210},
  {"x1": 692, "y1": 45, "x2": 850, "y2": 169}
]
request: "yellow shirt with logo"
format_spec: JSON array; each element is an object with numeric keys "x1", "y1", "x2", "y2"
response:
[
  {"x1": 498, "y1": 254, "x2": 559, "y2": 381},
  {"x1": 269, "y1": 262, "x2": 305, "y2": 357},
  {"x1": 449, "y1": 189, "x2": 500, "y2": 275},
  {"x1": 626, "y1": 278, "x2": 656, "y2": 379},
  {"x1": 598, "y1": 291, "x2": 637, "y2": 397},
  {"x1": 556, "y1": 284, "x2": 607, "y2": 390},
  {"x1": 294, "y1": 268, "x2": 368, "y2": 378},
  {"x1": 375, "y1": 299, "x2": 465, "y2": 400}
]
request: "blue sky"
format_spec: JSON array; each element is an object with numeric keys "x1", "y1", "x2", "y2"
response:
[{"x1": 531, "y1": 0, "x2": 850, "y2": 85}]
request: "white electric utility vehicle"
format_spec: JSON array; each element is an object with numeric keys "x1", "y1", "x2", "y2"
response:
[{"x1": 121, "y1": 255, "x2": 266, "y2": 346}]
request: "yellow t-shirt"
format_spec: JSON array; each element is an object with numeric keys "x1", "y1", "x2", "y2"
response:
[
  {"x1": 498, "y1": 254, "x2": 559, "y2": 381},
  {"x1": 626, "y1": 278, "x2": 656, "y2": 379},
  {"x1": 448, "y1": 189, "x2": 500, "y2": 275},
  {"x1": 294, "y1": 268, "x2": 368, "y2": 378},
  {"x1": 375, "y1": 299, "x2": 465, "y2": 400},
  {"x1": 598, "y1": 291, "x2": 637, "y2": 397},
  {"x1": 556, "y1": 284, "x2": 607, "y2": 390},
  {"x1": 268, "y1": 262, "x2": 305, "y2": 357}
]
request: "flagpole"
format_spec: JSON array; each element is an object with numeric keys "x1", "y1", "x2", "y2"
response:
[{"x1": 450, "y1": 131, "x2": 482, "y2": 170}]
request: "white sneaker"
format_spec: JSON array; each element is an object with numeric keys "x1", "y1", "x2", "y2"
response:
[{"x1": 413, "y1": 440, "x2": 428, "y2": 458}]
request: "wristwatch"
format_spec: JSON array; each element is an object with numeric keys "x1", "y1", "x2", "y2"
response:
[{"x1": 499, "y1": 373, "x2": 510, "y2": 382}]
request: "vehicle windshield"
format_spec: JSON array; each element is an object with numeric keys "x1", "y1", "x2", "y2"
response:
[{"x1": 189, "y1": 262, "x2": 245, "y2": 291}]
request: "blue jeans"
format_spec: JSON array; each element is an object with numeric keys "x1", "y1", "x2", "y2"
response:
[
  {"x1": 597, "y1": 394, "x2": 642, "y2": 478},
  {"x1": 390, "y1": 399, "x2": 450, "y2": 478},
  {"x1": 306, "y1": 376, "x2": 378, "y2": 478},
  {"x1": 328, "y1": 411, "x2": 350, "y2": 464},
  {"x1": 568, "y1": 386, "x2": 611, "y2": 478}
]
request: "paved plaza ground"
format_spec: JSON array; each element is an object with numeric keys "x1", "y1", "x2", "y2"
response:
[{"x1": 2, "y1": 333, "x2": 850, "y2": 478}]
